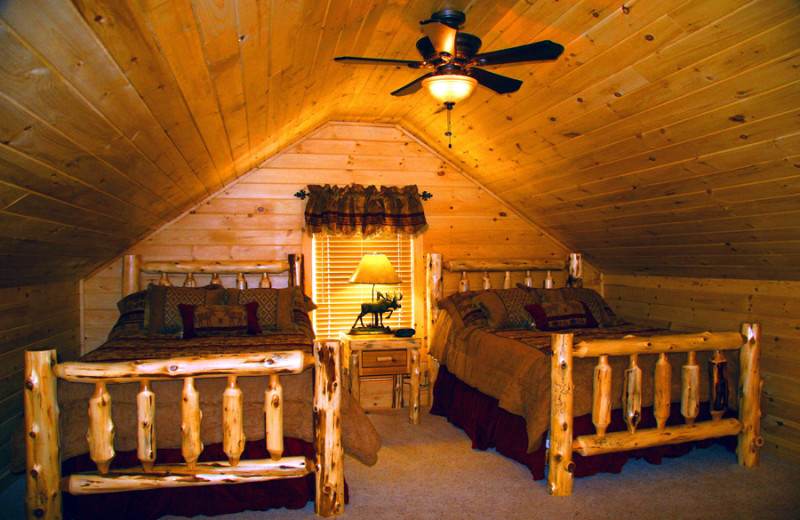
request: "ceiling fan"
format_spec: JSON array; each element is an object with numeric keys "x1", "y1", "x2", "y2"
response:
[{"x1": 334, "y1": 9, "x2": 565, "y2": 102}]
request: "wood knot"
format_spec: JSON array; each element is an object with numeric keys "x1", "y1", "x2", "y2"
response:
[
  {"x1": 169, "y1": 365, "x2": 178, "y2": 372},
  {"x1": 25, "y1": 380, "x2": 34, "y2": 390}
]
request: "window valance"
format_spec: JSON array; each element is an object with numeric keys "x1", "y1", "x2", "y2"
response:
[{"x1": 303, "y1": 184, "x2": 427, "y2": 237}]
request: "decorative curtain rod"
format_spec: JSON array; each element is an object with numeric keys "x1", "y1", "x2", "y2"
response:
[{"x1": 294, "y1": 188, "x2": 433, "y2": 201}]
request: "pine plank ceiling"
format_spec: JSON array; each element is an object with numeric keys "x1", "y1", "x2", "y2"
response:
[{"x1": 0, "y1": 0, "x2": 798, "y2": 287}]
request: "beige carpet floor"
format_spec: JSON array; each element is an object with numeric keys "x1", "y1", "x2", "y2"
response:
[{"x1": 4, "y1": 409, "x2": 799, "y2": 519}]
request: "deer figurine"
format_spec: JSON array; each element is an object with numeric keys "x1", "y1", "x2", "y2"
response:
[{"x1": 352, "y1": 292, "x2": 403, "y2": 331}]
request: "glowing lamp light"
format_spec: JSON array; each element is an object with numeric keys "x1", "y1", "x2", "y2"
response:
[{"x1": 422, "y1": 74, "x2": 478, "y2": 104}]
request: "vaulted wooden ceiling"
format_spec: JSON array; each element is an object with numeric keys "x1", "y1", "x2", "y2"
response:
[{"x1": 1, "y1": 0, "x2": 798, "y2": 287}]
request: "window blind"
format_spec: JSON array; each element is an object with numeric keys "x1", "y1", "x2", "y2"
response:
[{"x1": 312, "y1": 233, "x2": 414, "y2": 340}]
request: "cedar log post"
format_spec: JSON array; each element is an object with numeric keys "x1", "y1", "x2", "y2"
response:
[
  {"x1": 25, "y1": 349, "x2": 62, "y2": 520},
  {"x1": 314, "y1": 340, "x2": 344, "y2": 517},
  {"x1": 738, "y1": 323, "x2": 763, "y2": 467},
  {"x1": 122, "y1": 254, "x2": 141, "y2": 297},
  {"x1": 548, "y1": 333, "x2": 575, "y2": 496}
]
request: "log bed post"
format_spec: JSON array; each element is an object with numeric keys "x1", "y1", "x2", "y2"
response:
[
  {"x1": 24, "y1": 349, "x2": 62, "y2": 520},
  {"x1": 738, "y1": 323, "x2": 763, "y2": 467},
  {"x1": 313, "y1": 340, "x2": 344, "y2": 517},
  {"x1": 548, "y1": 333, "x2": 575, "y2": 496},
  {"x1": 122, "y1": 254, "x2": 141, "y2": 297}
]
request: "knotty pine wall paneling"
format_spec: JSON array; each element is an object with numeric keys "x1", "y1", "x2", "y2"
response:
[
  {"x1": 82, "y1": 122, "x2": 571, "y2": 352},
  {"x1": 604, "y1": 274, "x2": 800, "y2": 464},
  {"x1": 0, "y1": 281, "x2": 81, "y2": 493}
]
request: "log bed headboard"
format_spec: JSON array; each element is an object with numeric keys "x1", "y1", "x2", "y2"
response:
[
  {"x1": 426, "y1": 253, "x2": 578, "y2": 327},
  {"x1": 122, "y1": 253, "x2": 305, "y2": 296}
]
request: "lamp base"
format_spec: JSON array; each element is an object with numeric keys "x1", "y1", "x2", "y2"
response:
[{"x1": 349, "y1": 326, "x2": 392, "y2": 335}]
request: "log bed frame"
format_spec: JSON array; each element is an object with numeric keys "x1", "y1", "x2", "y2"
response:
[
  {"x1": 24, "y1": 254, "x2": 345, "y2": 519},
  {"x1": 425, "y1": 253, "x2": 762, "y2": 496}
]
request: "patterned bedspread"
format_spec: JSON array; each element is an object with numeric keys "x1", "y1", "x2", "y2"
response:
[
  {"x1": 80, "y1": 332, "x2": 313, "y2": 362},
  {"x1": 430, "y1": 314, "x2": 739, "y2": 453}
]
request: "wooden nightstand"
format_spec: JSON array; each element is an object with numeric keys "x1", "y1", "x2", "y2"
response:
[{"x1": 339, "y1": 332, "x2": 421, "y2": 424}]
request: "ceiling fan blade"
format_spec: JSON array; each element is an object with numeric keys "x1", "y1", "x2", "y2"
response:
[
  {"x1": 390, "y1": 73, "x2": 434, "y2": 96},
  {"x1": 469, "y1": 68, "x2": 522, "y2": 94},
  {"x1": 472, "y1": 40, "x2": 564, "y2": 66},
  {"x1": 334, "y1": 56, "x2": 425, "y2": 68},
  {"x1": 419, "y1": 21, "x2": 457, "y2": 56}
]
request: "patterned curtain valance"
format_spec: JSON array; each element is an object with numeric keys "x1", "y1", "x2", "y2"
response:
[{"x1": 303, "y1": 184, "x2": 428, "y2": 237}]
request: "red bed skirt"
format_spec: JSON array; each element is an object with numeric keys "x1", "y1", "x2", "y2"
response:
[
  {"x1": 62, "y1": 438, "x2": 348, "y2": 520},
  {"x1": 430, "y1": 365, "x2": 736, "y2": 480}
]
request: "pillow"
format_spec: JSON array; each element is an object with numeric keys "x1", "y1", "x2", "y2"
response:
[
  {"x1": 555, "y1": 287, "x2": 621, "y2": 327},
  {"x1": 524, "y1": 301, "x2": 597, "y2": 331},
  {"x1": 179, "y1": 302, "x2": 261, "y2": 339},
  {"x1": 224, "y1": 286, "x2": 309, "y2": 332},
  {"x1": 437, "y1": 291, "x2": 487, "y2": 329},
  {"x1": 472, "y1": 288, "x2": 541, "y2": 329},
  {"x1": 145, "y1": 285, "x2": 225, "y2": 337},
  {"x1": 107, "y1": 290, "x2": 150, "y2": 341}
]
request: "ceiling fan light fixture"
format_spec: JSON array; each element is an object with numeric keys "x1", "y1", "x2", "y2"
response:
[{"x1": 422, "y1": 74, "x2": 477, "y2": 104}]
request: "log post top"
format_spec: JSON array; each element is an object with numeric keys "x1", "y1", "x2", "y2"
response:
[{"x1": 54, "y1": 351, "x2": 315, "y2": 383}]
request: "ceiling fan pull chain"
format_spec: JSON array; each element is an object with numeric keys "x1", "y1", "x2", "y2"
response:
[{"x1": 445, "y1": 101, "x2": 454, "y2": 148}]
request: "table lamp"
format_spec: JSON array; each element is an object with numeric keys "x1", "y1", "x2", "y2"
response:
[{"x1": 349, "y1": 253, "x2": 402, "y2": 334}]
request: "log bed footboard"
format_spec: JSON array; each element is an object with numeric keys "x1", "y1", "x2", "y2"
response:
[
  {"x1": 547, "y1": 324, "x2": 762, "y2": 496},
  {"x1": 24, "y1": 341, "x2": 344, "y2": 519}
]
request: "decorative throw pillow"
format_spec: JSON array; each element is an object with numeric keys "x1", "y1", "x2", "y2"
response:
[
  {"x1": 107, "y1": 290, "x2": 150, "y2": 341},
  {"x1": 224, "y1": 286, "x2": 310, "y2": 332},
  {"x1": 179, "y1": 302, "x2": 261, "y2": 338},
  {"x1": 472, "y1": 288, "x2": 541, "y2": 329},
  {"x1": 437, "y1": 291, "x2": 487, "y2": 329},
  {"x1": 524, "y1": 301, "x2": 597, "y2": 331},
  {"x1": 556, "y1": 287, "x2": 621, "y2": 327},
  {"x1": 146, "y1": 285, "x2": 225, "y2": 337}
]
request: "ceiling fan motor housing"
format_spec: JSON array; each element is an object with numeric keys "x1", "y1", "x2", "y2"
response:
[{"x1": 427, "y1": 9, "x2": 466, "y2": 29}]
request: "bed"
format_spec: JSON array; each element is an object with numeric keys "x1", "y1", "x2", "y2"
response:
[
  {"x1": 22, "y1": 254, "x2": 380, "y2": 519},
  {"x1": 425, "y1": 253, "x2": 762, "y2": 495}
]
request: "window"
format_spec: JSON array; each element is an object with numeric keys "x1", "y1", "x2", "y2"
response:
[{"x1": 312, "y1": 233, "x2": 414, "y2": 339}]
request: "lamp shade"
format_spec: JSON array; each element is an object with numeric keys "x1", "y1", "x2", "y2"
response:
[
  {"x1": 422, "y1": 74, "x2": 478, "y2": 104},
  {"x1": 349, "y1": 253, "x2": 401, "y2": 285}
]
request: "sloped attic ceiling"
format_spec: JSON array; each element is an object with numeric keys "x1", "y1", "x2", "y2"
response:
[{"x1": 0, "y1": 0, "x2": 798, "y2": 288}]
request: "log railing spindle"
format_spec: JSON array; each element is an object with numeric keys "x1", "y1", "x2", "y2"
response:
[
  {"x1": 87, "y1": 382, "x2": 115, "y2": 474},
  {"x1": 184, "y1": 273, "x2": 196, "y2": 287},
  {"x1": 708, "y1": 350, "x2": 729, "y2": 422},
  {"x1": 592, "y1": 355, "x2": 611, "y2": 438},
  {"x1": 210, "y1": 273, "x2": 222, "y2": 286},
  {"x1": 181, "y1": 377, "x2": 203, "y2": 469},
  {"x1": 622, "y1": 354, "x2": 642, "y2": 434},
  {"x1": 265, "y1": 374, "x2": 284, "y2": 461},
  {"x1": 236, "y1": 273, "x2": 247, "y2": 289},
  {"x1": 654, "y1": 353, "x2": 672, "y2": 431},
  {"x1": 459, "y1": 272, "x2": 469, "y2": 292},
  {"x1": 159, "y1": 272, "x2": 171, "y2": 286},
  {"x1": 482, "y1": 271, "x2": 491, "y2": 290},
  {"x1": 137, "y1": 380, "x2": 156, "y2": 472},
  {"x1": 223, "y1": 376, "x2": 245, "y2": 466},
  {"x1": 503, "y1": 271, "x2": 511, "y2": 289},
  {"x1": 259, "y1": 272, "x2": 272, "y2": 288},
  {"x1": 681, "y1": 351, "x2": 700, "y2": 426}
]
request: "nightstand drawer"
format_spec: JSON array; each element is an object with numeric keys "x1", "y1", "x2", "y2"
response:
[{"x1": 360, "y1": 349, "x2": 408, "y2": 376}]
